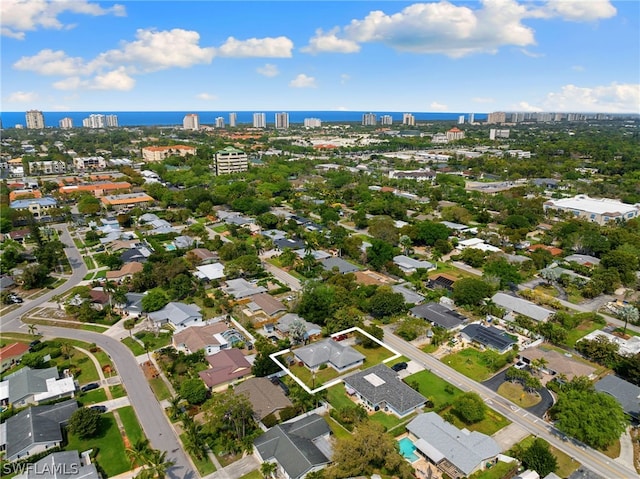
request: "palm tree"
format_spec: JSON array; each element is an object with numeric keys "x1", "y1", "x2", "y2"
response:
[
  {"x1": 27, "y1": 323, "x2": 38, "y2": 336},
  {"x1": 619, "y1": 305, "x2": 639, "y2": 336},
  {"x1": 140, "y1": 449, "x2": 174, "y2": 479},
  {"x1": 167, "y1": 395, "x2": 182, "y2": 421},
  {"x1": 260, "y1": 462, "x2": 277, "y2": 479},
  {"x1": 127, "y1": 438, "x2": 151, "y2": 468}
]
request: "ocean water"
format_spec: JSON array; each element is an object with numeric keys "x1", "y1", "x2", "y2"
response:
[{"x1": 1, "y1": 110, "x2": 487, "y2": 128}]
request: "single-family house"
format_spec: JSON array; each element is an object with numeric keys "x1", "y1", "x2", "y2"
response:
[
  {"x1": 173, "y1": 235, "x2": 195, "y2": 250},
  {"x1": 253, "y1": 413, "x2": 332, "y2": 479},
  {"x1": 392, "y1": 283, "x2": 425, "y2": 305},
  {"x1": 0, "y1": 343, "x2": 30, "y2": 373},
  {"x1": 245, "y1": 293, "x2": 287, "y2": 318},
  {"x1": 427, "y1": 274, "x2": 457, "y2": 291},
  {"x1": 276, "y1": 314, "x2": 322, "y2": 341},
  {"x1": 3, "y1": 399, "x2": 78, "y2": 461},
  {"x1": 274, "y1": 238, "x2": 306, "y2": 251},
  {"x1": 320, "y1": 257, "x2": 361, "y2": 274},
  {"x1": 13, "y1": 450, "x2": 100, "y2": 479},
  {"x1": 563, "y1": 254, "x2": 600, "y2": 267},
  {"x1": 194, "y1": 263, "x2": 226, "y2": 281},
  {"x1": 198, "y1": 349, "x2": 252, "y2": 391},
  {"x1": 148, "y1": 302, "x2": 203, "y2": 329},
  {"x1": 105, "y1": 261, "x2": 143, "y2": 281},
  {"x1": 406, "y1": 412, "x2": 501, "y2": 479},
  {"x1": 187, "y1": 248, "x2": 217, "y2": 264},
  {"x1": 222, "y1": 278, "x2": 267, "y2": 299},
  {"x1": 579, "y1": 330, "x2": 640, "y2": 356},
  {"x1": 172, "y1": 322, "x2": 230, "y2": 356},
  {"x1": 293, "y1": 339, "x2": 364, "y2": 373},
  {"x1": 234, "y1": 377, "x2": 293, "y2": 421},
  {"x1": 0, "y1": 367, "x2": 76, "y2": 407},
  {"x1": 120, "y1": 292, "x2": 144, "y2": 317},
  {"x1": 293, "y1": 249, "x2": 332, "y2": 261},
  {"x1": 393, "y1": 255, "x2": 435, "y2": 275},
  {"x1": 410, "y1": 303, "x2": 468, "y2": 331},
  {"x1": 517, "y1": 348, "x2": 596, "y2": 382},
  {"x1": 460, "y1": 324, "x2": 516, "y2": 354},
  {"x1": 344, "y1": 364, "x2": 427, "y2": 417},
  {"x1": 0, "y1": 275, "x2": 16, "y2": 291},
  {"x1": 595, "y1": 375, "x2": 640, "y2": 420},
  {"x1": 492, "y1": 292, "x2": 554, "y2": 322}
]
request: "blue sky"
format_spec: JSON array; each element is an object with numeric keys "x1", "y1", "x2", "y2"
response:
[{"x1": 2, "y1": 0, "x2": 639, "y2": 113}]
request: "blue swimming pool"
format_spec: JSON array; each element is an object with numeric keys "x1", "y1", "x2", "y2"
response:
[
  {"x1": 165, "y1": 244, "x2": 176, "y2": 251},
  {"x1": 398, "y1": 437, "x2": 419, "y2": 462}
]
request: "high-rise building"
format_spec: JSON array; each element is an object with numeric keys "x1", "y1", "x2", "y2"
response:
[
  {"x1": 183, "y1": 113, "x2": 200, "y2": 130},
  {"x1": 83, "y1": 114, "x2": 105, "y2": 128},
  {"x1": 253, "y1": 113, "x2": 266, "y2": 128},
  {"x1": 446, "y1": 127, "x2": 465, "y2": 141},
  {"x1": 59, "y1": 117, "x2": 73, "y2": 129},
  {"x1": 229, "y1": 112, "x2": 237, "y2": 127},
  {"x1": 106, "y1": 114, "x2": 119, "y2": 127},
  {"x1": 215, "y1": 117, "x2": 225, "y2": 128},
  {"x1": 381, "y1": 115, "x2": 393, "y2": 125},
  {"x1": 402, "y1": 113, "x2": 415, "y2": 126},
  {"x1": 468, "y1": 113, "x2": 475, "y2": 124},
  {"x1": 25, "y1": 110, "x2": 45, "y2": 129},
  {"x1": 487, "y1": 111, "x2": 506, "y2": 124},
  {"x1": 489, "y1": 129, "x2": 510, "y2": 140},
  {"x1": 275, "y1": 112, "x2": 289, "y2": 129},
  {"x1": 458, "y1": 115, "x2": 465, "y2": 124},
  {"x1": 215, "y1": 146, "x2": 248, "y2": 175},
  {"x1": 304, "y1": 118, "x2": 322, "y2": 128},
  {"x1": 362, "y1": 113, "x2": 377, "y2": 126}
]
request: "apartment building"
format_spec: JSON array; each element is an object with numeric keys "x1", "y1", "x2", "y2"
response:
[
  {"x1": 59, "y1": 181, "x2": 132, "y2": 197},
  {"x1": 183, "y1": 113, "x2": 200, "y2": 130},
  {"x1": 402, "y1": 113, "x2": 415, "y2": 126},
  {"x1": 446, "y1": 127, "x2": 465, "y2": 141},
  {"x1": 362, "y1": 113, "x2": 377, "y2": 126},
  {"x1": 380, "y1": 115, "x2": 393, "y2": 125},
  {"x1": 487, "y1": 111, "x2": 507, "y2": 124},
  {"x1": 215, "y1": 146, "x2": 248, "y2": 175},
  {"x1": 25, "y1": 110, "x2": 45, "y2": 129},
  {"x1": 28, "y1": 160, "x2": 66, "y2": 175},
  {"x1": 73, "y1": 156, "x2": 107, "y2": 170},
  {"x1": 141, "y1": 145, "x2": 197, "y2": 162},
  {"x1": 229, "y1": 112, "x2": 237, "y2": 127},
  {"x1": 275, "y1": 112, "x2": 289, "y2": 129},
  {"x1": 489, "y1": 129, "x2": 510, "y2": 140},
  {"x1": 253, "y1": 113, "x2": 266, "y2": 128},
  {"x1": 304, "y1": 118, "x2": 322, "y2": 128},
  {"x1": 215, "y1": 117, "x2": 225, "y2": 128},
  {"x1": 58, "y1": 117, "x2": 73, "y2": 129},
  {"x1": 9, "y1": 197, "x2": 58, "y2": 218}
]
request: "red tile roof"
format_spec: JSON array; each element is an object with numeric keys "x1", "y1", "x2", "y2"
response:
[{"x1": 0, "y1": 342, "x2": 29, "y2": 360}]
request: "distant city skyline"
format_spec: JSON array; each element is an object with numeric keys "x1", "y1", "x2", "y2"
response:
[{"x1": 2, "y1": 0, "x2": 638, "y2": 113}]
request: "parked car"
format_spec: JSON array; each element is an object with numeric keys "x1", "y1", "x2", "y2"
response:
[
  {"x1": 28, "y1": 339, "x2": 41, "y2": 351},
  {"x1": 89, "y1": 405, "x2": 107, "y2": 413},
  {"x1": 81, "y1": 383, "x2": 100, "y2": 392},
  {"x1": 391, "y1": 362, "x2": 408, "y2": 372},
  {"x1": 8, "y1": 294, "x2": 23, "y2": 303}
]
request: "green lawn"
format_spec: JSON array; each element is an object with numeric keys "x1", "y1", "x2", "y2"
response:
[
  {"x1": 469, "y1": 460, "x2": 518, "y2": 479},
  {"x1": 497, "y1": 382, "x2": 541, "y2": 408},
  {"x1": 134, "y1": 331, "x2": 172, "y2": 351},
  {"x1": 510, "y1": 435, "x2": 579, "y2": 478},
  {"x1": 122, "y1": 336, "x2": 146, "y2": 356},
  {"x1": 47, "y1": 347, "x2": 99, "y2": 384},
  {"x1": 180, "y1": 433, "x2": 216, "y2": 476},
  {"x1": 441, "y1": 348, "x2": 512, "y2": 382},
  {"x1": 442, "y1": 405, "x2": 511, "y2": 436},
  {"x1": 65, "y1": 413, "x2": 130, "y2": 477},
  {"x1": 352, "y1": 343, "x2": 395, "y2": 368},
  {"x1": 370, "y1": 410, "x2": 417, "y2": 434},
  {"x1": 149, "y1": 376, "x2": 172, "y2": 401},
  {"x1": 77, "y1": 388, "x2": 108, "y2": 405},
  {"x1": 110, "y1": 384, "x2": 127, "y2": 399},
  {"x1": 118, "y1": 406, "x2": 145, "y2": 445},
  {"x1": 564, "y1": 319, "x2": 604, "y2": 348},
  {"x1": 327, "y1": 383, "x2": 357, "y2": 411},
  {"x1": 288, "y1": 361, "x2": 341, "y2": 388},
  {"x1": 324, "y1": 414, "x2": 352, "y2": 440},
  {"x1": 212, "y1": 224, "x2": 228, "y2": 233},
  {"x1": 82, "y1": 324, "x2": 109, "y2": 333},
  {"x1": 404, "y1": 369, "x2": 463, "y2": 410},
  {"x1": 238, "y1": 471, "x2": 262, "y2": 479}
]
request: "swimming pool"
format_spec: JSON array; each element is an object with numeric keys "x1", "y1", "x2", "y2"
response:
[
  {"x1": 165, "y1": 244, "x2": 176, "y2": 251},
  {"x1": 398, "y1": 437, "x2": 419, "y2": 462}
]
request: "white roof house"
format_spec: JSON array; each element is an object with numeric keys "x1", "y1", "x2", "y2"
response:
[
  {"x1": 492, "y1": 292, "x2": 554, "y2": 322},
  {"x1": 580, "y1": 330, "x2": 640, "y2": 356},
  {"x1": 194, "y1": 263, "x2": 226, "y2": 281},
  {"x1": 393, "y1": 255, "x2": 435, "y2": 274}
]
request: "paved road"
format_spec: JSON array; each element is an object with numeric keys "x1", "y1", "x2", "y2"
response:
[
  {"x1": 262, "y1": 261, "x2": 303, "y2": 291},
  {"x1": 0, "y1": 224, "x2": 197, "y2": 479},
  {"x1": 482, "y1": 370, "x2": 554, "y2": 419},
  {"x1": 382, "y1": 328, "x2": 639, "y2": 479}
]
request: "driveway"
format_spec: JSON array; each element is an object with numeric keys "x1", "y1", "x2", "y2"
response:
[{"x1": 482, "y1": 370, "x2": 554, "y2": 419}]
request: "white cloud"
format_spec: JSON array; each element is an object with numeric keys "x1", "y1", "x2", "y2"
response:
[
  {"x1": 1, "y1": 0, "x2": 126, "y2": 39},
  {"x1": 302, "y1": 28, "x2": 360, "y2": 54},
  {"x1": 257, "y1": 64, "x2": 279, "y2": 77},
  {"x1": 514, "y1": 101, "x2": 543, "y2": 112},
  {"x1": 197, "y1": 93, "x2": 218, "y2": 101},
  {"x1": 217, "y1": 36, "x2": 293, "y2": 57},
  {"x1": 541, "y1": 82, "x2": 640, "y2": 113},
  {"x1": 90, "y1": 68, "x2": 135, "y2": 90},
  {"x1": 520, "y1": 48, "x2": 545, "y2": 58},
  {"x1": 14, "y1": 49, "x2": 89, "y2": 76},
  {"x1": 98, "y1": 28, "x2": 215, "y2": 73},
  {"x1": 473, "y1": 97, "x2": 495, "y2": 103},
  {"x1": 335, "y1": 106, "x2": 349, "y2": 111},
  {"x1": 52, "y1": 76, "x2": 83, "y2": 91},
  {"x1": 6, "y1": 91, "x2": 39, "y2": 103},
  {"x1": 542, "y1": 0, "x2": 616, "y2": 22},
  {"x1": 290, "y1": 74, "x2": 317, "y2": 88},
  {"x1": 430, "y1": 101, "x2": 448, "y2": 111}
]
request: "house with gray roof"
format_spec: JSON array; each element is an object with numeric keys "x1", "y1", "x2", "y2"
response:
[
  {"x1": 148, "y1": 302, "x2": 203, "y2": 329},
  {"x1": 4, "y1": 399, "x2": 78, "y2": 461},
  {"x1": 320, "y1": 257, "x2": 360, "y2": 274},
  {"x1": 564, "y1": 254, "x2": 600, "y2": 267},
  {"x1": 344, "y1": 364, "x2": 427, "y2": 417},
  {"x1": 120, "y1": 292, "x2": 144, "y2": 317},
  {"x1": 293, "y1": 249, "x2": 332, "y2": 261},
  {"x1": 392, "y1": 283, "x2": 425, "y2": 305},
  {"x1": 594, "y1": 375, "x2": 640, "y2": 420},
  {"x1": 14, "y1": 450, "x2": 100, "y2": 479},
  {"x1": 406, "y1": 412, "x2": 501, "y2": 479},
  {"x1": 222, "y1": 278, "x2": 267, "y2": 299},
  {"x1": 173, "y1": 235, "x2": 195, "y2": 250},
  {"x1": 492, "y1": 292, "x2": 554, "y2": 322},
  {"x1": 253, "y1": 413, "x2": 332, "y2": 479},
  {"x1": 393, "y1": 255, "x2": 435, "y2": 275},
  {"x1": 460, "y1": 324, "x2": 516, "y2": 354},
  {"x1": 276, "y1": 314, "x2": 322, "y2": 340},
  {"x1": 293, "y1": 339, "x2": 364, "y2": 373},
  {"x1": 1, "y1": 367, "x2": 76, "y2": 407},
  {"x1": 410, "y1": 303, "x2": 468, "y2": 331},
  {"x1": 274, "y1": 237, "x2": 306, "y2": 251}
]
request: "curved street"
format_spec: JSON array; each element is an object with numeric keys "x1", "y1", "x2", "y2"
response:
[{"x1": 0, "y1": 224, "x2": 196, "y2": 479}]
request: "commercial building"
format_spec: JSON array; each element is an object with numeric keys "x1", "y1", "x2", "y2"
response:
[
  {"x1": 362, "y1": 112, "x2": 377, "y2": 126},
  {"x1": 402, "y1": 113, "x2": 415, "y2": 126},
  {"x1": 58, "y1": 117, "x2": 73, "y2": 129},
  {"x1": 25, "y1": 110, "x2": 45, "y2": 129},
  {"x1": 229, "y1": 112, "x2": 237, "y2": 127},
  {"x1": 59, "y1": 181, "x2": 131, "y2": 197},
  {"x1": 543, "y1": 195, "x2": 640, "y2": 225},
  {"x1": 100, "y1": 192, "x2": 154, "y2": 211},
  {"x1": 487, "y1": 111, "x2": 506, "y2": 124},
  {"x1": 183, "y1": 113, "x2": 200, "y2": 130},
  {"x1": 141, "y1": 145, "x2": 197, "y2": 162},
  {"x1": 215, "y1": 146, "x2": 248, "y2": 175},
  {"x1": 275, "y1": 112, "x2": 289, "y2": 129},
  {"x1": 253, "y1": 112, "x2": 266, "y2": 128}
]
